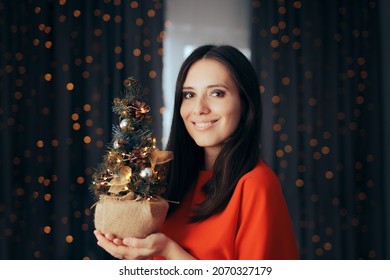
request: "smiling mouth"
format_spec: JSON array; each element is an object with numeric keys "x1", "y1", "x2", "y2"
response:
[{"x1": 192, "y1": 120, "x2": 218, "y2": 130}]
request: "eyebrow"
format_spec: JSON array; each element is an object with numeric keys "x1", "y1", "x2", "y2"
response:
[{"x1": 182, "y1": 84, "x2": 229, "y2": 90}]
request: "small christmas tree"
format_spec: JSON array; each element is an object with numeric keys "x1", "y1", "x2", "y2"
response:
[{"x1": 91, "y1": 77, "x2": 172, "y2": 239}]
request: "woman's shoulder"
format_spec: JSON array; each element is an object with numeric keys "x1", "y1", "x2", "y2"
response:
[{"x1": 236, "y1": 160, "x2": 281, "y2": 193}]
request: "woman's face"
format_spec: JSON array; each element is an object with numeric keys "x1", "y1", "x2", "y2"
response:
[{"x1": 180, "y1": 58, "x2": 242, "y2": 154}]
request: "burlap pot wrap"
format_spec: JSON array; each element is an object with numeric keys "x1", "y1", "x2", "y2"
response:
[{"x1": 94, "y1": 194, "x2": 169, "y2": 239}]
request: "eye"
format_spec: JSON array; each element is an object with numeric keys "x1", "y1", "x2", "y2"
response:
[
  {"x1": 182, "y1": 91, "x2": 194, "y2": 99},
  {"x1": 210, "y1": 90, "x2": 225, "y2": 97}
]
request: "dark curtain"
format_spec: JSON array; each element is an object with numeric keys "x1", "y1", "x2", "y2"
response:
[
  {"x1": 251, "y1": 0, "x2": 385, "y2": 259},
  {"x1": 0, "y1": 0, "x2": 164, "y2": 259}
]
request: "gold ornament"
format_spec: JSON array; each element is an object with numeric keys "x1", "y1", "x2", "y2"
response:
[
  {"x1": 119, "y1": 118, "x2": 134, "y2": 132},
  {"x1": 120, "y1": 110, "x2": 129, "y2": 118}
]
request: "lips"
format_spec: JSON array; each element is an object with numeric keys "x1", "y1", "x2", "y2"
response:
[{"x1": 191, "y1": 120, "x2": 218, "y2": 130}]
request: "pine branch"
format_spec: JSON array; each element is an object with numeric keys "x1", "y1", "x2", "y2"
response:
[{"x1": 90, "y1": 77, "x2": 172, "y2": 199}]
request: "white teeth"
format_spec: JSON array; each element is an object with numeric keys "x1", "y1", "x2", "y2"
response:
[{"x1": 195, "y1": 122, "x2": 212, "y2": 128}]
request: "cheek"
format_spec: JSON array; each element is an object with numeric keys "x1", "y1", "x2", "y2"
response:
[
  {"x1": 226, "y1": 105, "x2": 242, "y2": 131},
  {"x1": 179, "y1": 106, "x2": 185, "y2": 121},
  {"x1": 230, "y1": 114, "x2": 241, "y2": 131},
  {"x1": 180, "y1": 103, "x2": 190, "y2": 120}
]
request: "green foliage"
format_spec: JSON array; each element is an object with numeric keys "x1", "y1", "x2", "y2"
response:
[{"x1": 91, "y1": 77, "x2": 171, "y2": 199}]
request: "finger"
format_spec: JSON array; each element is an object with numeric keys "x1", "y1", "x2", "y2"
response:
[
  {"x1": 94, "y1": 229, "x2": 104, "y2": 238},
  {"x1": 96, "y1": 236, "x2": 128, "y2": 259},
  {"x1": 105, "y1": 233, "x2": 117, "y2": 241},
  {"x1": 113, "y1": 238, "x2": 125, "y2": 246},
  {"x1": 124, "y1": 247, "x2": 155, "y2": 260},
  {"x1": 122, "y1": 237, "x2": 137, "y2": 247},
  {"x1": 123, "y1": 233, "x2": 159, "y2": 248}
]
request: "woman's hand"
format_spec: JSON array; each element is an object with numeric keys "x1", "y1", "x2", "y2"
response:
[{"x1": 94, "y1": 230, "x2": 196, "y2": 260}]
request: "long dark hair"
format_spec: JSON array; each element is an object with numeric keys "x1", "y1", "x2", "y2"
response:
[{"x1": 165, "y1": 45, "x2": 262, "y2": 222}]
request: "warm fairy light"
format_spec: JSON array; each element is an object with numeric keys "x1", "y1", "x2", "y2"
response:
[
  {"x1": 147, "y1": 9, "x2": 155, "y2": 17},
  {"x1": 85, "y1": 56, "x2": 93, "y2": 63},
  {"x1": 83, "y1": 104, "x2": 91, "y2": 111},
  {"x1": 133, "y1": 48, "x2": 141, "y2": 56},
  {"x1": 278, "y1": 6, "x2": 286, "y2": 14},
  {"x1": 85, "y1": 119, "x2": 93, "y2": 127},
  {"x1": 43, "y1": 226, "x2": 51, "y2": 234},
  {"x1": 282, "y1": 77, "x2": 290, "y2": 85},
  {"x1": 66, "y1": 82, "x2": 74, "y2": 91},
  {"x1": 143, "y1": 54, "x2": 151, "y2": 62},
  {"x1": 44, "y1": 41, "x2": 53, "y2": 48},
  {"x1": 44, "y1": 73, "x2": 52, "y2": 81},
  {"x1": 321, "y1": 146, "x2": 330, "y2": 155},
  {"x1": 278, "y1": 21, "x2": 286, "y2": 29},
  {"x1": 65, "y1": 235, "x2": 74, "y2": 243},
  {"x1": 295, "y1": 179, "x2": 304, "y2": 187},
  {"x1": 73, "y1": 123, "x2": 80, "y2": 130},
  {"x1": 276, "y1": 149, "x2": 284, "y2": 158},
  {"x1": 309, "y1": 138, "x2": 318, "y2": 147},
  {"x1": 114, "y1": 46, "x2": 122, "y2": 54},
  {"x1": 103, "y1": 14, "x2": 111, "y2": 22},
  {"x1": 293, "y1": 1, "x2": 302, "y2": 9},
  {"x1": 271, "y1": 39, "x2": 279, "y2": 48},
  {"x1": 273, "y1": 123, "x2": 282, "y2": 132},
  {"x1": 284, "y1": 145, "x2": 293, "y2": 153},
  {"x1": 325, "y1": 171, "x2": 334, "y2": 179},
  {"x1": 116, "y1": 62, "x2": 124, "y2": 70},
  {"x1": 272, "y1": 95, "x2": 280, "y2": 104},
  {"x1": 83, "y1": 136, "x2": 91, "y2": 144},
  {"x1": 73, "y1": 10, "x2": 81, "y2": 17},
  {"x1": 36, "y1": 140, "x2": 44, "y2": 148},
  {"x1": 71, "y1": 113, "x2": 79, "y2": 121},
  {"x1": 136, "y1": 18, "x2": 143, "y2": 26},
  {"x1": 77, "y1": 177, "x2": 85, "y2": 184},
  {"x1": 131, "y1": 1, "x2": 139, "y2": 8},
  {"x1": 312, "y1": 235, "x2": 320, "y2": 243},
  {"x1": 114, "y1": 15, "x2": 122, "y2": 23},
  {"x1": 270, "y1": 25, "x2": 279, "y2": 34}
]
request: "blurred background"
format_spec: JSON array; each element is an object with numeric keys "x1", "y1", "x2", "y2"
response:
[{"x1": 0, "y1": 0, "x2": 388, "y2": 260}]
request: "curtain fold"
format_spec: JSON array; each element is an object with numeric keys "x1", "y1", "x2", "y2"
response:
[
  {"x1": 0, "y1": 0, "x2": 164, "y2": 259},
  {"x1": 251, "y1": 0, "x2": 385, "y2": 259}
]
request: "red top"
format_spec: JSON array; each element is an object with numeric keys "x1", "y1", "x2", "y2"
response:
[{"x1": 156, "y1": 161, "x2": 299, "y2": 260}]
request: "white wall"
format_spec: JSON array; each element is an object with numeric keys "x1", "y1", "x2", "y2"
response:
[{"x1": 162, "y1": 0, "x2": 251, "y2": 146}]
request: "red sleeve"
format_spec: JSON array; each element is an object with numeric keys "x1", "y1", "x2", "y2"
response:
[{"x1": 234, "y1": 165, "x2": 299, "y2": 259}]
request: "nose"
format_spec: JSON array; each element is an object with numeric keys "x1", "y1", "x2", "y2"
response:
[{"x1": 192, "y1": 95, "x2": 210, "y2": 115}]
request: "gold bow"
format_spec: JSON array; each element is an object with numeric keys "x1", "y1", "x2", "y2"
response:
[
  {"x1": 148, "y1": 150, "x2": 174, "y2": 170},
  {"x1": 108, "y1": 166, "x2": 132, "y2": 194}
]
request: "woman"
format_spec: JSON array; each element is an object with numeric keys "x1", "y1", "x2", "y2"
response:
[{"x1": 94, "y1": 45, "x2": 299, "y2": 260}]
